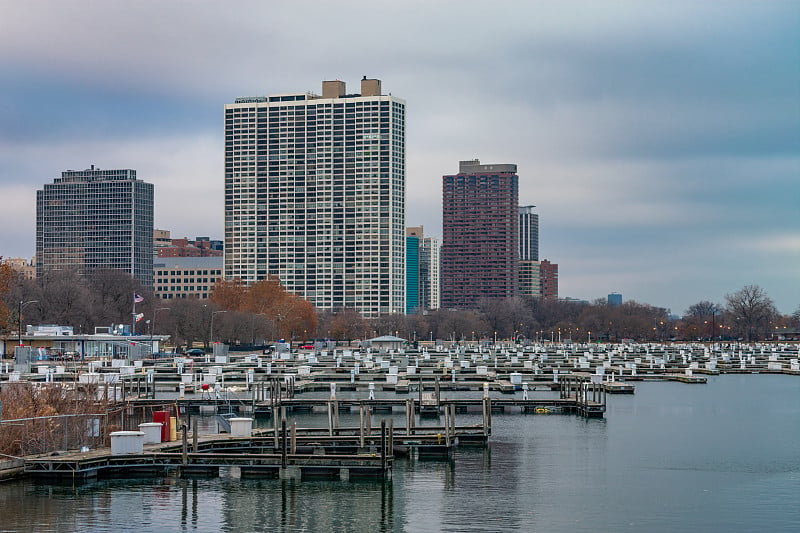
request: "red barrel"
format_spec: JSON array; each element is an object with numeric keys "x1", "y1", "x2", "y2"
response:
[{"x1": 152, "y1": 410, "x2": 170, "y2": 442}]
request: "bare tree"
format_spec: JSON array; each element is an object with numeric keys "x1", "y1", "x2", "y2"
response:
[
  {"x1": 163, "y1": 298, "x2": 208, "y2": 350},
  {"x1": 685, "y1": 300, "x2": 722, "y2": 318},
  {"x1": 424, "y1": 308, "x2": 488, "y2": 342},
  {"x1": 86, "y1": 269, "x2": 146, "y2": 326},
  {"x1": 374, "y1": 313, "x2": 409, "y2": 338},
  {"x1": 477, "y1": 297, "x2": 534, "y2": 340},
  {"x1": 725, "y1": 285, "x2": 778, "y2": 341},
  {"x1": 682, "y1": 300, "x2": 723, "y2": 340},
  {"x1": 35, "y1": 270, "x2": 94, "y2": 330},
  {"x1": 324, "y1": 308, "x2": 368, "y2": 343}
]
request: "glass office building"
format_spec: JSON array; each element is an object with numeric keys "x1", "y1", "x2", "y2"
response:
[{"x1": 36, "y1": 166, "x2": 154, "y2": 286}]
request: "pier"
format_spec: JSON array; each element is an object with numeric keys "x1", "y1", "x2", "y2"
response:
[{"x1": 4, "y1": 340, "x2": 798, "y2": 485}]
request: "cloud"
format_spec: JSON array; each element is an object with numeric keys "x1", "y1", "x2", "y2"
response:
[
  {"x1": 0, "y1": 0, "x2": 797, "y2": 315},
  {"x1": 750, "y1": 234, "x2": 800, "y2": 254},
  {"x1": 0, "y1": 134, "x2": 223, "y2": 258}
]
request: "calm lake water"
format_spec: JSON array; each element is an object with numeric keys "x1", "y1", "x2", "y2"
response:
[{"x1": 0, "y1": 374, "x2": 798, "y2": 532}]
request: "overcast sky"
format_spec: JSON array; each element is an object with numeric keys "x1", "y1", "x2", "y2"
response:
[{"x1": 0, "y1": 1, "x2": 797, "y2": 315}]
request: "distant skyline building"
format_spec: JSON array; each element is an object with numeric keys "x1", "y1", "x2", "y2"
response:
[
  {"x1": 36, "y1": 166, "x2": 153, "y2": 286},
  {"x1": 154, "y1": 229, "x2": 223, "y2": 258},
  {"x1": 608, "y1": 292, "x2": 623, "y2": 306},
  {"x1": 441, "y1": 159, "x2": 519, "y2": 309},
  {"x1": 519, "y1": 260, "x2": 541, "y2": 298},
  {"x1": 540, "y1": 259, "x2": 558, "y2": 300},
  {"x1": 224, "y1": 78, "x2": 406, "y2": 317},
  {"x1": 518, "y1": 205, "x2": 541, "y2": 299},
  {"x1": 405, "y1": 226, "x2": 440, "y2": 313},
  {"x1": 406, "y1": 227, "x2": 422, "y2": 314},
  {"x1": 3, "y1": 257, "x2": 36, "y2": 280},
  {"x1": 519, "y1": 205, "x2": 539, "y2": 261},
  {"x1": 154, "y1": 229, "x2": 172, "y2": 251},
  {"x1": 419, "y1": 236, "x2": 441, "y2": 311}
]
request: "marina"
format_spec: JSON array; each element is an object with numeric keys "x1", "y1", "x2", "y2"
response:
[
  {"x1": 1, "y1": 341, "x2": 798, "y2": 487},
  {"x1": 1, "y1": 373, "x2": 797, "y2": 533}
]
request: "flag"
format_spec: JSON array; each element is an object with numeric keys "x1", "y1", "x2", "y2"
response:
[
  {"x1": 135, "y1": 313, "x2": 145, "y2": 322},
  {"x1": 134, "y1": 293, "x2": 144, "y2": 303}
]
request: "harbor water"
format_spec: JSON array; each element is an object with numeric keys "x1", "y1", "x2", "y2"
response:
[{"x1": 0, "y1": 374, "x2": 798, "y2": 532}]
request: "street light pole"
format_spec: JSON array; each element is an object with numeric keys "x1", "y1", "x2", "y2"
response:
[
  {"x1": 18, "y1": 300, "x2": 39, "y2": 346},
  {"x1": 146, "y1": 307, "x2": 171, "y2": 357},
  {"x1": 152, "y1": 307, "x2": 170, "y2": 338},
  {"x1": 210, "y1": 310, "x2": 227, "y2": 346}
]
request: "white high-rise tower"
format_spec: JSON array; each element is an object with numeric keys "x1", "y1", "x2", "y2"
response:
[{"x1": 224, "y1": 78, "x2": 406, "y2": 317}]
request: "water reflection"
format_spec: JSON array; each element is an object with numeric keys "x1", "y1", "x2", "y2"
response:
[{"x1": 0, "y1": 376, "x2": 797, "y2": 532}]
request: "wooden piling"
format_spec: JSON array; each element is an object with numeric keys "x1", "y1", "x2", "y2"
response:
[
  {"x1": 359, "y1": 405, "x2": 365, "y2": 449},
  {"x1": 388, "y1": 419, "x2": 394, "y2": 458},
  {"x1": 327, "y1": 401, "x2": 333, "y2": 436},
  {"x1": 333, "y1": 400, "x2": 340, "y2": 434},
  {"x1": 281, "y1": 419, "x2": 287, "y2": 469},
  {"x1": 380, "y1": 419, "x2": 386, "y2": 474},
  {"x1": 444, "y1": 405, "x2": 451, "y2": 448},
  {"x1": 181, "y1": 423, "x2": 188, "y2": 466}
]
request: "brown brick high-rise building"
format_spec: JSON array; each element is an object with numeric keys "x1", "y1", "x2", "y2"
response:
[
  {"x1": 441, "y1": 159, "x2": 519, "y2": 309},
  {"x1": 540, "y1": 259, "x2": 559, "y2": 300}
]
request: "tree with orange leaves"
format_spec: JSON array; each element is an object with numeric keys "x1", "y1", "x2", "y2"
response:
[
  {"x1": 0, "y1": 258, "x2": 14, "y2": 334},
  {"x1": 209, "y1": 278, "x2": 248, "y2": 310},
  {"x1": 210, "y1": 276, "x2": 318, "y2": 341}
]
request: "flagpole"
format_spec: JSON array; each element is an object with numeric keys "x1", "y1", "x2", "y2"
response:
[{"x1": 132, "y1": 293, "x2": 145, "y2": 335}]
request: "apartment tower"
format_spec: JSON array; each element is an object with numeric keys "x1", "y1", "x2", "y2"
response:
[
  {"x1": 540, "y1": 259, "x2": 559, "y2": 301},
  {"x1": 419, "y1": 236, "x2": 441, "y2": 310},
  {"x1": 224, "y1": 78, "x2": 406, "y2": 317},
  {"x1": 441, "y1": 159, "x2": 519, "y2": 309},
  {"x1": 518, "y1": 205, "x2": 541, "y2": 298}
]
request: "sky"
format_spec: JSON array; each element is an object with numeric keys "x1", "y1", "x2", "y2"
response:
[{"x1": 0, "y1": 0, "x2": 798, "y2": 315}]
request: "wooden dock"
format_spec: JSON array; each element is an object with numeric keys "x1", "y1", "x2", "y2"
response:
[{"x1": 24, "y1": 421, "x2": 398, "y2": 481}]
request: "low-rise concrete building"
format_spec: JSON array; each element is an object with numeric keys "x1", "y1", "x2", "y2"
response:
[{"x1": 154, "y1": 257, "x2": 223, "y2": 300}]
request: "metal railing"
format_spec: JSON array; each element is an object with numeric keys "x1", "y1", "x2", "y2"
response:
[{"x1": 0, "y1": 413, "x2": 110, "y2": 456}]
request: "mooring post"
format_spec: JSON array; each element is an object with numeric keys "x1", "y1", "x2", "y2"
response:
[
  {"x1": 405, "y1": 398, "x2": 412, "y2": 436},
  {"x1": 486, "y1": 398, "x2": 492, "y2": 435},
  {"x1": 482, "y1": 397, "x2": 488, "y2": 436},
  {"x1": 444, "y1": 404, "x2": 450, "y2": 448},
  {"x1": 333, "y1": 400, "x2": 340, "y2": 434},
  {"x1": 359, "y1": 404, "x2": 365, "y2": 448},
  {"x1": 380, "y1": 419, "x2": 387, "y2": 474},
  {"x1": 291, "y1": 421, "x2": 297, "y2": 454},
  {"x1": 388, "y1": 418, "x2": 394, "y2": 459},
  {"x1": 192, "y1": 417, "x2": 198, "y2": 452},
  {"x1": 327, "y1": 401, "x2": 333, "y2": 436},
  {"x1": 273, "y1": 405, "x2": 280, "y2": 451},
  {"x1": 181, "y1": 423, "x2": 188, "y2": 466},
  {"x1": 281, "y1": 419, "x2": 288, "y2": 469}
]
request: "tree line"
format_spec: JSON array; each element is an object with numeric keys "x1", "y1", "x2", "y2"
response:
[
  {"x1": 0, "y1": 259, "x2": 797, "y2": 348},
  {"x1": 332, "y1": 286, "x2": 797, "y2": 344}
]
